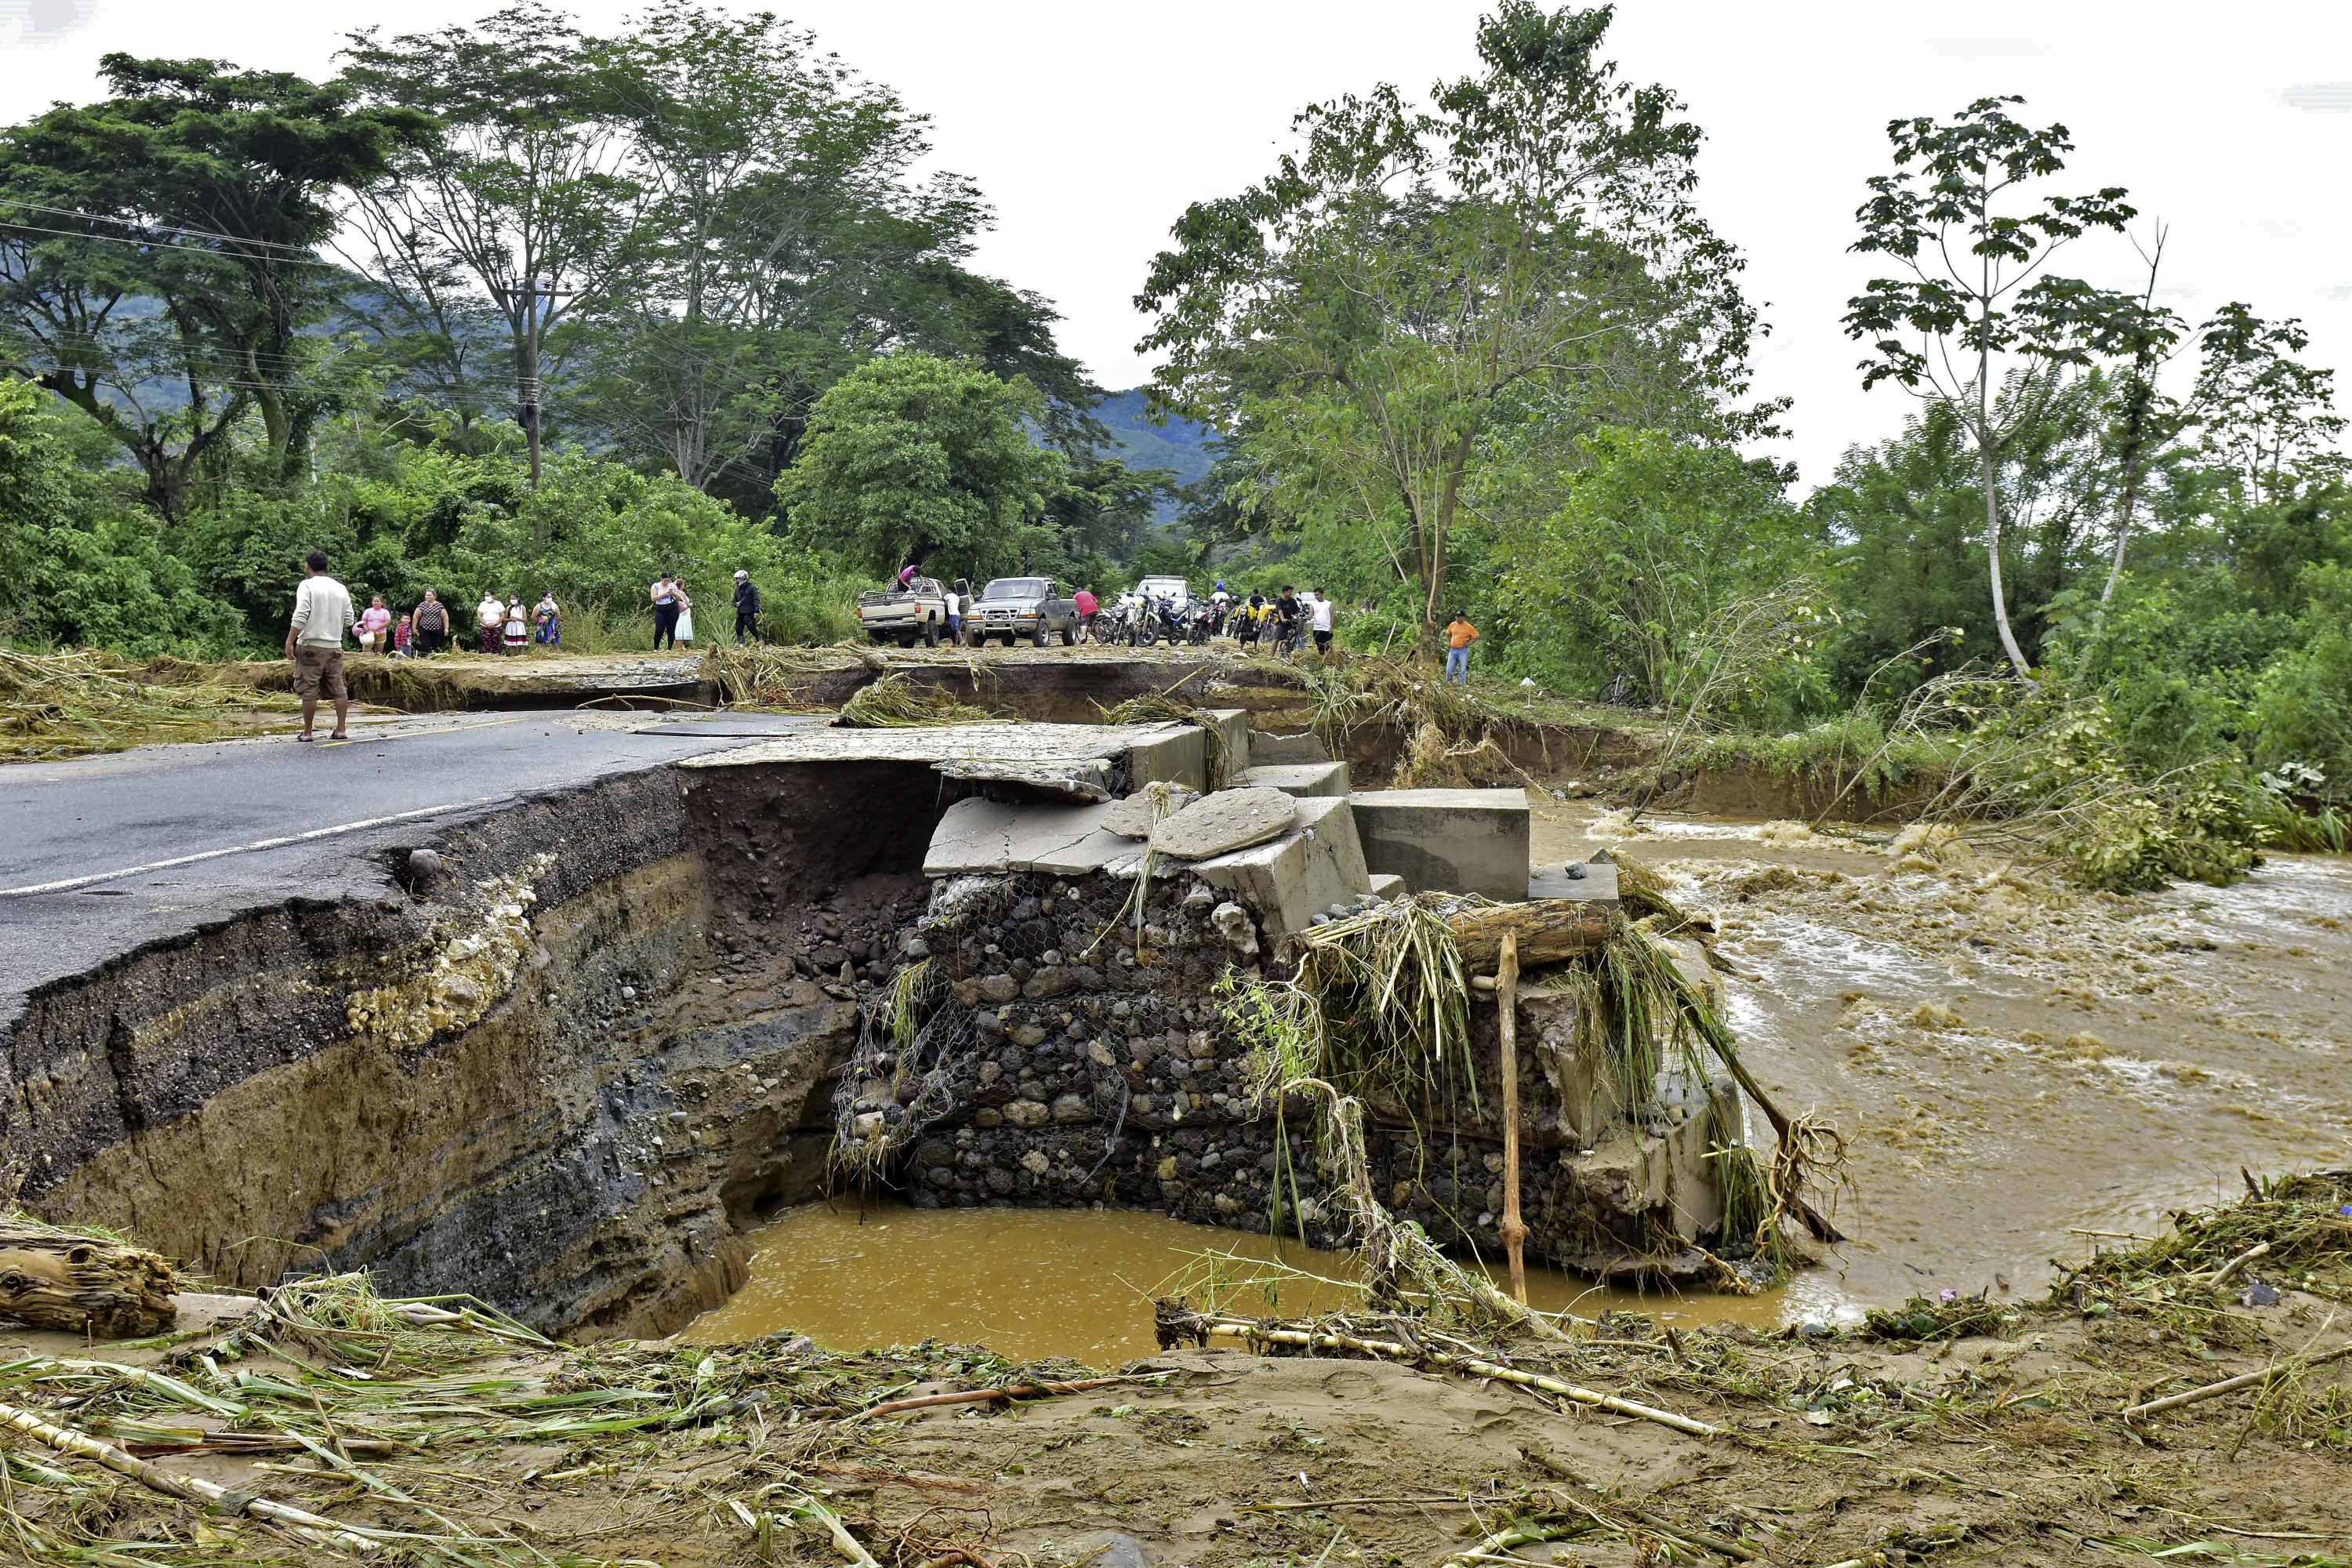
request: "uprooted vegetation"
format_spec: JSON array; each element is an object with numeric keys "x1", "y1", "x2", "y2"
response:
[
  {"x1": 5, "y1": 1169, "x2": 2345, "y2": 1566},
  {"x1": 0, "y1": 648, "x2": 307, "y2": 760},
  {"x1": 1218, "y1": 891, "x2": 1840, "y2": 1298}
]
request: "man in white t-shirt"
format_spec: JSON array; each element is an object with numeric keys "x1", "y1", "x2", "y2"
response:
[
  {"x1": 285, "y1": 549, "x2": 356, "y2": 742},
  {"x1": 1310, "y1": 589, "x2": 1335, "y2": 655}
]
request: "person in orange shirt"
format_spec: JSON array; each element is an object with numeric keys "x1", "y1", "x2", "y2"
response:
[{"x1": 1443, "y1": 612, "x2": 1479, "y2": 685}]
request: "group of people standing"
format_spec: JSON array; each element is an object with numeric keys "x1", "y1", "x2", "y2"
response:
[
  {"x1": 648, "y1": 570, "x2": 762, "y2": 649},
  {"x1": 330, "y1": 587, "x2": 564, "y2": 659}
]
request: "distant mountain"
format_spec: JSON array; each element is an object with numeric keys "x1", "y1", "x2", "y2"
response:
[{"x1": 1093, "y1": 387, "x2": 1218, "y2": 514}]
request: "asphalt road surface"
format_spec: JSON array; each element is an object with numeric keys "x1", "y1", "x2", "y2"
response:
[{"x1": 0, "y1": 710, "x2": 823, "y2": 1003}]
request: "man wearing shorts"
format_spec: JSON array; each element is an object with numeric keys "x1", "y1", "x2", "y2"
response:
[
  {"x1": 286, "y1": 550, "x2": 355, "y2": 742},
  {"x1": 1310, "y1": 589, "x2": 1334, "y2": 655}
]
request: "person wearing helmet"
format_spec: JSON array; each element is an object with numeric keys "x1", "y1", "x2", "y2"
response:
[{"x1": 732, "y1": 569, "x2": 761, "y2": 644}]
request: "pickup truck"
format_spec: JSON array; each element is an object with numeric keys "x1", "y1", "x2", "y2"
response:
[
  {"x1": 970, "y1": 576, "x2": 1079, "y2": 647},
  {"x1": 857, "y1": 576, "x2": 949, "y2": 647},
  {"x1": 1136, "y1": 575, "x2": 1193, "y2": 612}
]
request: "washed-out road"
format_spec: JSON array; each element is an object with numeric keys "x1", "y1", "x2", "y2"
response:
[{"x1": 0, "y1": 710, "x2": 824, "y2": 1002}]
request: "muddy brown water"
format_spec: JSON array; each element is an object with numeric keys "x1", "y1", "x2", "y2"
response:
[
  {"x1": 1535, "y1": 800, "x2": 2352, "y2": 1314},
  {"x1": 681, "y1": 1199, "x2": 1815, "y2": 1363},
  {"x1": 687, "y1": 800, "x2": 2350, "y2": 1362}
]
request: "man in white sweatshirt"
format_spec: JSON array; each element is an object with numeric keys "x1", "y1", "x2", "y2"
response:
[{"x1": 285, "y1": 549, "x2": 356, "y2": 742}]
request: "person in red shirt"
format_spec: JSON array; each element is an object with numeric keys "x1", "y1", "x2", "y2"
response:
[{"x1": 1074, "y1": 586, "x2": 1099, "y2": 637}]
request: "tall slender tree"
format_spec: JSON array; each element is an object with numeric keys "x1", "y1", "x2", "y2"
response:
[
  {"x1": 1846, "y1": 96, "x2": 2138, "y2": 671},
  {"x1": 340, "y1": 6, "x2": 640, "y2": 488}
]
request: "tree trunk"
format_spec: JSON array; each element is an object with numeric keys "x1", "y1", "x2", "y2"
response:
[
  {"x1": 0, "y1": 1224, "x2": 179, "y2": 1338},
  {"x1": 1976, "y1": 340, "x2": 2031, "y2": 672},
  {"x1": 1448, "y1": 901, "x2": 1613, "y2": 970}
]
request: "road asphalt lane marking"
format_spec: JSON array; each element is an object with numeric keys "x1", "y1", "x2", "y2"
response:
[{"x1": 0, "y1": 797, "x2": 505, "y2": 898}]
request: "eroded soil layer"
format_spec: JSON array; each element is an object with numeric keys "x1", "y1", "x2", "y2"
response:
[{"x1": 9, "y1": 758, "x2": 967, "y2": 1337}]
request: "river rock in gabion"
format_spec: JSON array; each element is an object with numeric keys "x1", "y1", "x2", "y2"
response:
[
  {"x1": 1149, "y1": 786, "x2": 1297, "y2": 859},
  {"x1": 1102, "y1": 786, "x2": 1198, "y2": 840}
]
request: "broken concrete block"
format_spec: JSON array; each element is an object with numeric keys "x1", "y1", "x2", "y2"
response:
[
  {"x1": 1150, "y1": 786, "x2": 1298, "y2": 859},
  {"x1": 1249, "y1": 729, "x2": 1330, "y2": 764},
  {"x1": 1367, "y1": 872, "x2": 1407, "y2": 902},
  {"x1": 1191, "y1": 797, "x2": 1371, "y2": 940},
  {"x1": 1197, "y1": 708, "x2": 1251, "y2": 779},
  {"x1": 1238, "y1": 760, "x2": 1351, "y2": 798},
  {"x1": 1102, "y1": 786, "x2": 1198, "y2": 840},
  {"x1": 1349, "y1": 787, "x2": 1530, "y2": 902},
  {"x1": 1124, "y1": 725, "x2": 1209, "y2": 792},
  {"x1": 923, "y1": 797, "x2": 1127, "y2": 878}
]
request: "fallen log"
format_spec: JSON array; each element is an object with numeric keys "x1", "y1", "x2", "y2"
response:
[
  {"x1": 0, "y1": 1222, "x2": 177, "y2": 1338},
  {"x1": 1446, "y1": 900, "x2": 1613, "y2": 969}
]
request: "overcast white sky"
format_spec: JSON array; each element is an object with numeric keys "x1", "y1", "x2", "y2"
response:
[{"x1": 6, "y1": 0, "x2": 2350, "y2": 488}]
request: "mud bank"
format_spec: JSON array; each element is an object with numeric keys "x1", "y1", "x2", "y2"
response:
[{"x1": 5, "y1": 757, "x2": 968, "y2": 1338}]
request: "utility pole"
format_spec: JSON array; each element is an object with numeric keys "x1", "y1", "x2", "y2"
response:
[{"x1": 494, "y1": 276, "x2": 579, "y2": 492}]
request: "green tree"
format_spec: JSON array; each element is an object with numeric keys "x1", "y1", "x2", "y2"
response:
[
  {"x1": 1499, "y1": 427, "x2": 1818, "y2": 706},
  {"x1": 0, "y1": 55, "x2": 429, "y2": 513},
  {"x1": 341, "y1": 6, "x2": 640, "y2": 486},
  {"x1": 1845, "y1": 95, "x2": 2139, "y2": 671},
  {"x1": 1138, "y1": 2, "x2": 1766, "y2": 650},
  {"x1": 582, "y1": 0, "x2": 987, "y2": 495},
  {"x1": 776, "y1": 353, "x2": 1065, "y2": 578},
  {"x1": 2188, "y1": 303, "x2": 2347, "y2": 503}
]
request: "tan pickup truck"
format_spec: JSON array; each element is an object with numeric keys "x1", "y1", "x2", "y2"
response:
[{"x1": 856, "y1": 576, "x2": 949, "y2": 647}]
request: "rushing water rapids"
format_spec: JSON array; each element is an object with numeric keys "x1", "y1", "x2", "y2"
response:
[{"x1": 1536, "y1": 800, "x2": 2352, "y2": 1313}]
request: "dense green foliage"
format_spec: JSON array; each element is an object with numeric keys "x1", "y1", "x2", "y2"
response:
[{"x1": 779, "y1": 354, "x2": 1066, "y2": 580}]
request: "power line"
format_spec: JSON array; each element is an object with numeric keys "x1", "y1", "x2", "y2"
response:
[{"x1": 0, "y1": 197, "x2": 323, "y2": 260}]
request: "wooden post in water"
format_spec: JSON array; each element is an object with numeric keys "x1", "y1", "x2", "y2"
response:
[{"x1": 1497, "y1": 932, "x2": 1527, "y2": 1305}]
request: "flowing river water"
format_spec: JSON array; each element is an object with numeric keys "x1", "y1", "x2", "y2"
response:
[{"x1": 686, "y1": 800, "x2": 2352, "y2": 1362}]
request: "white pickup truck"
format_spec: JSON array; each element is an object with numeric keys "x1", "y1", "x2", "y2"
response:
[{"x1": 857, "y1": 576, "x2": 949, "y2": 647}]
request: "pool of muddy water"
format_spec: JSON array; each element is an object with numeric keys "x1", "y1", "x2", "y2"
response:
[{"x1": 682, "y1": 1200, "x2": 1837, "y2": 1363}]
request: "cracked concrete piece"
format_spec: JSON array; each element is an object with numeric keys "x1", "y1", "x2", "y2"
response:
[
  {"x1": 1350, "y1": 787, "x2": 1530, "y2": 902},
  {"x1": 1149, "y1": 786, "x2": 1298, "y2": 859},
  {"x1": 923, "y1": 797, "x2": 1123, "y2": 877},
  {"x1": 1190, "y1": 796, "x2": 1371, "y2": 938},
  {"x1": 682, "y1": 720, "x2": 1198, "y2": 777},
  {"x1": 1367, "y1": 872, "x2": 1407, "y2": 902},
  {"x1": 1238, "y1": 760, "x2": 1350, "y2": 798},
  {"x1": 1249, "y1": 729, "x2": 1330, "y2": 764},
  {"x1": 1102, "y1": 786, "x2": 1199, "y2": 840}
]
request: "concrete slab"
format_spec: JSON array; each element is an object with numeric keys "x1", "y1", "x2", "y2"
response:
[
  {"x1": 1239, "y1": 760, "x2": 1351, "y2": 798},
  {"x1": 1367, "y1": 872, "x2": 1407, "y2": 901},
  {"x1": 681, "y1": 720, "x2": 1197, "y2": 775},
  {"x1": 1190, "y1": 796, "x2": 1371, "y2": 938},
  {"x1": 1527, "y1": 859, "x2": 1620, "y2": 906},
  {"x1": 1198, "y1": 708, "x2": 1251, "y2": 782},
  {"x1": 1123, "y1": 725, "x2": 1209, "y2": 792},
  {"x1": 1349, "y1": 788, "x2": 1531, "y2": 902},
  {"x1": 923, "y1": 797, "x2": 1125, "y2": 877},
  {"x1": 1150, "y1": 786, "x2": 1297, "y2": 858},
  {"x1": 1294, "y1": 796, "x2": 1370, "y2": 895},
  {"x1": 1250, "y1": 729, "x2": 1330, "y2": 764}
]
